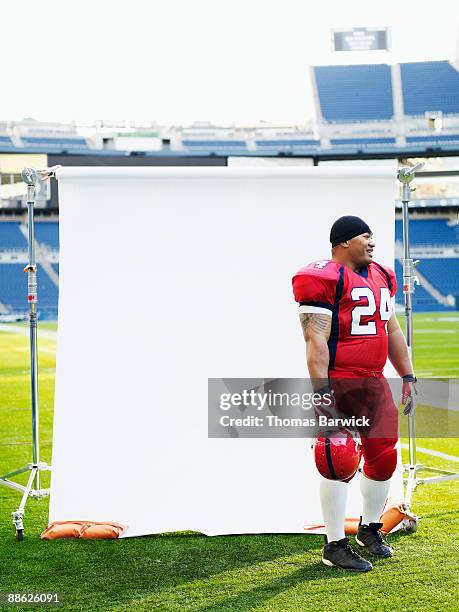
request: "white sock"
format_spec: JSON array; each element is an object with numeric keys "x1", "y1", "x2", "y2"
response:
[
  {"x1": 319, "y1": 476, "x2": 348, "y2": 543},
  {"x1": 360, "y1": 472, "x2": 390, "y2": 525}
]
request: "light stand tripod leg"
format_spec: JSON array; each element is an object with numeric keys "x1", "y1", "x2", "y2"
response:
[
  {"x1": 405, "y1": 407, "x2": 418, "y2": 506},
  {"x1": 12, "y1": 467, "x2": 37, "y2": 540},
  {"x1": 404, "y1": 465, "x2": 417, "y2": 508},
  {"x1": 1, "y1": 466, "x2": 31, "y2": 480}
]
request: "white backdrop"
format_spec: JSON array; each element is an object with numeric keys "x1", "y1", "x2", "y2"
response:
[{"x1": 50, "y1": 166, "x2": 402, "y2": 537}]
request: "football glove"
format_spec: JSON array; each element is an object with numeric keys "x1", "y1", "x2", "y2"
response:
[{"x1": 401, "y1": 374, "x2": 417, "y2": 415}]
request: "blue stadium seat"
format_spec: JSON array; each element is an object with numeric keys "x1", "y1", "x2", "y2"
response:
[
  {"x1": 182, "y1": 140, "x2": 247, "y2": 150},
  {"x1": 35, "y1": 267, "x2": 58, "y2": 314},
  {"x1": 0, "y1": 264, "x2": 27, "y2": 311},
  {"x1": 330, "y1": 138, "x2": 396, "y2": 145},
  {"x1": 394, "y1": 219, "x2": 458, "y2": 310},
  {"x1": 395, "y1": 219, "x2": 458, "y2": 246},
  {"x1": 255, "y1": 139, "x2": 320, "y2": 148},
  {"x1": 0, "y1": 223, "x2": 27, "y2": 250},
  {"x1": 394, "y1": 260, "x2": 451, "y2": 312},
  {"x1": 314, "y1": 64, "x2": 393, "y2": 122},
  {"x1": 0, "y1": 222, "x2": 58, "y2": 317},
  {"x1": 417, "y1": 259, "x2": 459, "y2": 296},
  {"x1": 21, "y1": 137, "x2": 89, "y2": 151},
  {"x1": 34, "y1": 222, "x2": 59, "y2": 249},
  {"x1": 330, "y1": 138, "x2": 397, "y2": 152},
  {"x1": 406, "y1": 135, "x2": 459, "y2": 144},
  {"x1": 400, "y1": 61, "x2": 459, "y2": 116}
]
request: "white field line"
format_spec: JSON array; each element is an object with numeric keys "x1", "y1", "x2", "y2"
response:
[
  {"x1": 416, "y1": 317, "x2": 459, "y2": 323},
  {"x1": 400, "y1": 443, "x2": 459, "y2": 463},
  {"x1": 415, "y1": 343, "x2": 459, "y2": 347},
  {"x1": 1, "y1": 347, "x2": 55, "y2": 356},
  {"x1": 416, "y1": 329, "x2": 457, "y2": 334},
  {"x1": 0, "y1": 324, "x2": 56, "y2": 340}
]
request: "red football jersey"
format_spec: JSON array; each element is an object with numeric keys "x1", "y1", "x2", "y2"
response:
[{"x1": 292, "y1": 260, "x2": 397, "y2": 375}]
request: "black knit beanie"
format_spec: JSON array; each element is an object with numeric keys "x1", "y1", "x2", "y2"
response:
[{"x1": 330, "y1": 215, "x2": 371, "y2": 247}]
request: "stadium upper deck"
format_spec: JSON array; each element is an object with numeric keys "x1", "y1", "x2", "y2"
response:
[
  {"x1": 0, "y1": 60, "x2": 457, "y2": 158},
  {"x1": 313, "y1": 60, "x2": 459, "y2": 122}
]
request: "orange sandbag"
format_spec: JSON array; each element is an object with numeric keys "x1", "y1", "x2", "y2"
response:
[
  {"x1": 344, "y1": 518, "x2": 360, "y2": 534},
  {"x1": 80, "y1": 522, "x2": 127, "y2": 539},
  {"x1": 41, "y1": 521, "x2": 127, "y2": 540},
  {"x1": 304, "y1": 520, "x2": 370, "y2": 536},
  {"x1": 304, "y1": 499, "x2": 418, "y2": 536},
  {"x1": 41, "y1": 521, "x2": 87, "y2": 539},
  {"x1": 380, "y1": 501, "x2": 418, "y2": 535}
]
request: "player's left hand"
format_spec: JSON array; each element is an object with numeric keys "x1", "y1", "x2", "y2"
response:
[{"x1": 401, "y1": 374, "x2": 417, "y2": 415}]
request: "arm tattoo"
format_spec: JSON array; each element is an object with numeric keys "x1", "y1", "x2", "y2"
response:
[{"x1": 299, "y1": 313, "x2": 331, "y2": 340}]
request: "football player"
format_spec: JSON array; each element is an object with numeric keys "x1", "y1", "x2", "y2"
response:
[{"x1": 292, "y1": 215, "x2": 417, "y2": 572}]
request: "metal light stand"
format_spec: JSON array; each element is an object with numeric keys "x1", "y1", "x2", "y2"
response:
[
  {"x1": 397, "y1": 163, "x2": 459, "y2": 517},
  {"x1": 0, "y1": 167, "x2": 59, "y2": 540}
]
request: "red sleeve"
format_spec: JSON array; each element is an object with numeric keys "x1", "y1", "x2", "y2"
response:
[{"x1": 292, "y1": 261, "x2": 339, "y2": 315}]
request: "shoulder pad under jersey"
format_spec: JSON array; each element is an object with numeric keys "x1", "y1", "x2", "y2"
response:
[{"x1": 292, "y1": 260, "x2": 343, "y2": 315}]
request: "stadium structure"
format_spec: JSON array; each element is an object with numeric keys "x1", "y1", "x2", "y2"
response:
[{"x1": 0, "y1": 58, "x2": 459, "y2": 319}]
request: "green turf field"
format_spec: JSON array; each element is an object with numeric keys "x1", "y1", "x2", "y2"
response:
[{"x1": 0, "y1": 314, "x2": 458, "y2": 611}]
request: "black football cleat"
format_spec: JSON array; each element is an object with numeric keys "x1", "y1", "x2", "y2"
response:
[
  {"x1": 322, "y1": 537, "x2": 373, "y2": 572},
  {"x1": 355, "y1": 520, "x2": 393, "y2": 558}
]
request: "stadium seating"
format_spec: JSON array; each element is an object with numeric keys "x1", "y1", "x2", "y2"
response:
[
  {"x1": 400, "y1": 61, "x2": 459, "y2": 116},
  {"x1": 0, "y1": 134, "x2": 18, "y2": 151},
  {"x1": 0, "y1": 135, "x2": 14, "y2": 146},
  {"x1": 330, "y1": 138, "x2": 397, "y2": 151},
  {"x1": 35, "y1": 267, "x2": 58, "y2": 315},
  {"x1": 406, "y1": 135, "x2": 459, "y2": 144},
  {"x1": 313, "y1": 64, "x2": 393, "y2": 122},
  {"x1": 416, "y1": 259, "x2": 459, "y2": 296},
  {"x1": 255, "y1": 139, "x2": 320, "y2": 149},
  {"x1": 394, "y1": 219, "x2": 458, "y2": 311},
  {"x1": 0, "y1": 264, "x2": 27, "y2": 311},
  {"x1": 395, "y1": 219, "x2": 458, "y2": 246},
  {"x1": 182, "y1": 140, "x2": 247, "y2": 151},
  {"x1": 34, "y1": 222, "x2": 59, "y2": 249},
  {"x1": 20, "y1": 137, "x2": 89, "y2": 151},
  {"x1": 394, "y1": 260, "x2": 443, "y2": 312},
  {"x1": 0, "y1": 223, "x2": 59, "y2": 319},
  {"x1": 0, "y1": 223, "x2": 27, "y2": 250}
]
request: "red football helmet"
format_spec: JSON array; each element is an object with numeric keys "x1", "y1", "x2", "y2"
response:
[{"x1": 313, "y1": 429, "x2": 362, "y2": 481}]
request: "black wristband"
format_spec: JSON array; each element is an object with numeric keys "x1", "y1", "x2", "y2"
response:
[{"x1": 402, "y1": 374, "x2": 417, "y2": 383}]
